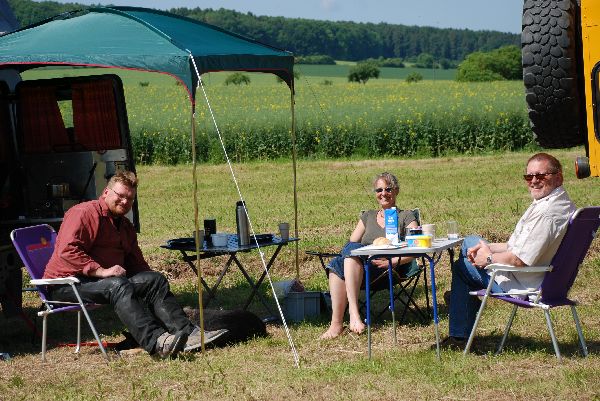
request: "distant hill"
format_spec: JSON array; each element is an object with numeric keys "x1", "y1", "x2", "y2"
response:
[{"x1": 9, "y1": 0, "x2": 519, "y2": 62}]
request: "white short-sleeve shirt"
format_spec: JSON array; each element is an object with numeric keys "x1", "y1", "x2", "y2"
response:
[{"x1": 493, "y1": 186, "x2": 576, "y2": 292}]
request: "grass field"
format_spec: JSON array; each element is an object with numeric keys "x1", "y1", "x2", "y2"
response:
[
  {"x1": 2, "y1": 149, "x2": 600, "y2": 400},
  {"x1": 22, "y1": 66, "x2": 528, "y2": 164}
]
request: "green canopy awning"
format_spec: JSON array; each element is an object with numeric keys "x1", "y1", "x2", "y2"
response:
[
  {"x1": 0, "y1": 6, "x2": 301, "y2": 360},
  {"x1": 0, "y1": 6, "x2": 295, "y2": 98}
]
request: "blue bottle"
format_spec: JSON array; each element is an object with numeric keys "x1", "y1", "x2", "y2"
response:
[{"x1": 384, "y1": 207, "x2": 399, "y2": 244}]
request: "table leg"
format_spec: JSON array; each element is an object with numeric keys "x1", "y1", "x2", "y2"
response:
[
  {"x1": 448, "y1": 248, "x2": 456, "y2": 266},
  {"x1": 387, "y1": 258, "x2": 397, "y2": 345},
  {"x1": 230, "y1": 256, "x2": 272, "y2": 314},
  {"x1": 365, "y1": 259, "x2": 372, "y2": 360},
  {"x1": 180, "y1": 250, "x2": 217, "y2": 301},
  {"x1": 204, "y1": 255, "x2": 236, "y2": 306},
  {"x1": 426, "y1": 254, "x2": 441, "y2": 360},
  {"x1": 243, "y1": 244, "x2": 285, "y2": 313}
]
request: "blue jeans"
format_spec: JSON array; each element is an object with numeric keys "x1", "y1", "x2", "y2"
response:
[{"x1": 449, "y1": 235, "x2": 503, "y2": 339}]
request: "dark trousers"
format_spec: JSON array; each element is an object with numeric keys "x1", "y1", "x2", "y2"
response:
[{"x1": 50, "y1": 271, "x2": 193, "y2": 354}]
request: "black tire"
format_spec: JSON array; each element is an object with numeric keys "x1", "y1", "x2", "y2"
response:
[{"x1": 522, "y1": 0, "x2": 585, "y2": 148}]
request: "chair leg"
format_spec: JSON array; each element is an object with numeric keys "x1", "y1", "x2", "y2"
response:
[
  {"x1": 396, "y1": 278, "x2": 416, "y2": 324},
  {"x1": 70, "y1": 285, "x2": 109, "y2": 360},
  {"x1": 41, "y1": 313, "x2": 48, "y2": 362},
  {"x1": 464, "y1": 292, "x2": 492, "y2": 355},
  {"x1": 465, "y1": 272, "x2": 497, "y2": 355},
  {"x1": 496, "y1": 304, "x2": 518, "y2": 355},
  {"x1": 571, "y1": 305, "x2": 588, "y2": 357},
  {"x1": 75, "y1": 311, "x2": 82, "y2": 354},
  {"x1": 544, "y1": 309, "x2": 562, "y2": 362},
  {"x1": 397, "y1": 273, "x2": 427, "y2": 324}
]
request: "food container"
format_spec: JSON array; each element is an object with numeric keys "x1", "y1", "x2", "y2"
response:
[
  {"x1": 408, "y1": 227, "x2": 422, "y2": 235},
  {"x1": 406, "y1": 234, "x2": 432, "y2": 248},
  {"x1": 210, "y1": 233, "x2": 229, "y2": 247}
]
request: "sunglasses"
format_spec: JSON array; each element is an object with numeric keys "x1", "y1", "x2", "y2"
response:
[
  {"x1": 374, "y1": 187, "x2": 394, "y2": 193},
  {"x1": 523, "y1": 172, "x2": 557, "y2": 182}
]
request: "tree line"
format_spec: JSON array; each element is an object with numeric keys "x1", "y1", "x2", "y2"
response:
[{"x1": 9, "y1": 0, "x2": 519, "y2": 63}]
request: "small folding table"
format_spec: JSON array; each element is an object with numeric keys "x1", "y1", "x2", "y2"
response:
[
  {"x1": 351, "y1": 237, "x2": 463, "y2": 359},
  {"x1": 161, "y1": 234, "x2": 299, "y2": 314}
]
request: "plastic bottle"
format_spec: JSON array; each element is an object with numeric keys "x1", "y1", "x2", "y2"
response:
[
  {"x1": 384, "y1": 207, "x2": 399, "y2": 244},
  {"x1": 236, "y1": 201, "x2": 250, "y2": 245}
]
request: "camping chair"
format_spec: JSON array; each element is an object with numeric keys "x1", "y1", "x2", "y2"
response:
[
  {"x1": 10, "y1": 224, "x2": 108, "y2": 361},
  {"x1": 306, "y1": 208, "x2": 431, "y2": 324},
  {"x1": 464, "y1": 206, "x2": 600, "y2": 361}
]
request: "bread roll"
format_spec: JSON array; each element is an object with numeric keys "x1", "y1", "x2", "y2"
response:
[{"x1": 372, "y1": 237, "x2": 391, "y2": 246}]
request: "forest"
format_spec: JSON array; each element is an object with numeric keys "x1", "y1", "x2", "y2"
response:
[{"x1": 9, "y1": 0, "x2": 519, "y2": 62}]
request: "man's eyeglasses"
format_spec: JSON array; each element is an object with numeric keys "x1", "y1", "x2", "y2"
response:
[
  {"x1": 374, "y1": 187, "x2": 394, "y2": 193},
  {"x1": 109, "y1": 187, "x2": 135, "y2": 202},
  {"x1": 523, "y1": 172, "x2": 557, "y2": 182}
]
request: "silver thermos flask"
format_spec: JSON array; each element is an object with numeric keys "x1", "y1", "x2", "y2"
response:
[{"x1": 236, "y1": 201, "x2": 250, "y2": 245}]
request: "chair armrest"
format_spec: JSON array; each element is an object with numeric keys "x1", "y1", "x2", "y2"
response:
[
  {"x1": 31, "y1": 277, "x2": 81, "y2": 286},
  {"x1": 484, "y1": 263, "x2": 552, "y2": 273},
  {"x1": 470, "y1": 289, "x2": 535, "y2": 296}
]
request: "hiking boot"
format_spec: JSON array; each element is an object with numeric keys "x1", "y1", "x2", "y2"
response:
[
  {"x1": 154, "y1": 330, "x2": 188, "y2": 359},
  {"x1": 183, "y1": 326, "x2": 229, "y2": 352},
  {"x1": 433, "y1": 336, "x2": 467, "y2": 351}
]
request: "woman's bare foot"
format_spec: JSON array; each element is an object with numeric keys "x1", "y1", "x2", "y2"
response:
[
  {"x1": 320, "y1": 324, "x2": 344, "y2": 339},
  {"x1": 349, "y1": 317, "x2": 365, "y2": 334}
]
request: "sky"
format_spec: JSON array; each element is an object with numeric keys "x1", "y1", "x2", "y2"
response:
[{"x1": 45, "y1": 0, "x2": 524, "y2": 33}]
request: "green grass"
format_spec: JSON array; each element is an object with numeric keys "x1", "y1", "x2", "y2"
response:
[{"x1": 2, "y1": 149, "x2": 600, "y2": 400}]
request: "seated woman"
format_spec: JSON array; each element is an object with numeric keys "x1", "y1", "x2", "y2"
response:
[{"x1": 321, "y1": 172, "x2": 418, "y2": 339}]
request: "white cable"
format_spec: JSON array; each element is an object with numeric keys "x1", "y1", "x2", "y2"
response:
[{"x1": 189, "y1": 54, "x2": 300, "y2": 368}]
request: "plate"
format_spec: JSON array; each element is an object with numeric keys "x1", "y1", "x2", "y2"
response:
[
  {"x1": 166, "y1": 237, "x2": 195, "y2": 248},
  {"x1": 360, "y1": 243, "x2": 406, "y2": 251}
]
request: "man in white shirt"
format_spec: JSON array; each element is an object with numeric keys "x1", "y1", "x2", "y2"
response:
[{"x1": 441, "y1": 152, "x2": 576, "y2": 349}]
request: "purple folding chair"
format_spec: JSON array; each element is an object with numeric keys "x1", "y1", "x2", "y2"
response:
[
  {"x1": 464, "y1": 207, "x2": 600, "y2": 360},
  {"x1": 10, "y1": 224, "x2": 108, "y2": 361}
]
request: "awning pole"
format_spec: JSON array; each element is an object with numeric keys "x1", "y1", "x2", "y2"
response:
[
  {"x1": 188, "y1": 53, "x2": 299, "y2": 367},
  {"x1": 290, "y1": 87, "x2": 299, "y2": 280},
  {"x1": 191, "y1": 97, "x2": 206, "y2": 353}
]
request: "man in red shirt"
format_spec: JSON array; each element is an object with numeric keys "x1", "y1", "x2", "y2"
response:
[{"x1": 45, "y1": 171, "x2": 225, "y2": 358}]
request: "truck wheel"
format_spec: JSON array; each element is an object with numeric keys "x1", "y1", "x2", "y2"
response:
[{"x1": 522, "y1": 0, "x2": 585, "y2": 148}]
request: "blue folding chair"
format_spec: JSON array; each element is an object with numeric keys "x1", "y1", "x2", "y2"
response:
[
  {"x1": 464, "y1": 207, "x2": 600, "y2": 360},
  {"x1": 10, "y1": 224, "x2": 108, "y2": 361}
]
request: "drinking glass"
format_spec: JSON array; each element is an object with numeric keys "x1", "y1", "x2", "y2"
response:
[{"x1": 447, "y1": 220, "x2": 459, "y2": 239}]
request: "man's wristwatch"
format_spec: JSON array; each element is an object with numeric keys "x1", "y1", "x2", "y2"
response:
[{"x1": 486, "y1": 253, "x2": 493, "y2": 265}]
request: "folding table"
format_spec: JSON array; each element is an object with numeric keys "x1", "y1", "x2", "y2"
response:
[
  {"x1": 351, "y1": 237, "x2": 463, "y2": 359},
  {"x1": 161, "y1": 234, "x2": 299, "y2": 314}
]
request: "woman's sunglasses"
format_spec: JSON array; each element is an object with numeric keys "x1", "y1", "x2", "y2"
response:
[{"x1": 374, "y1": 187, "x2": 394, "y2": 193}]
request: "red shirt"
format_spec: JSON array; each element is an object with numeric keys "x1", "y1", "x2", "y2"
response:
[{"x1": 44, "y1": 197, "x2": 150, "y2": 279}]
